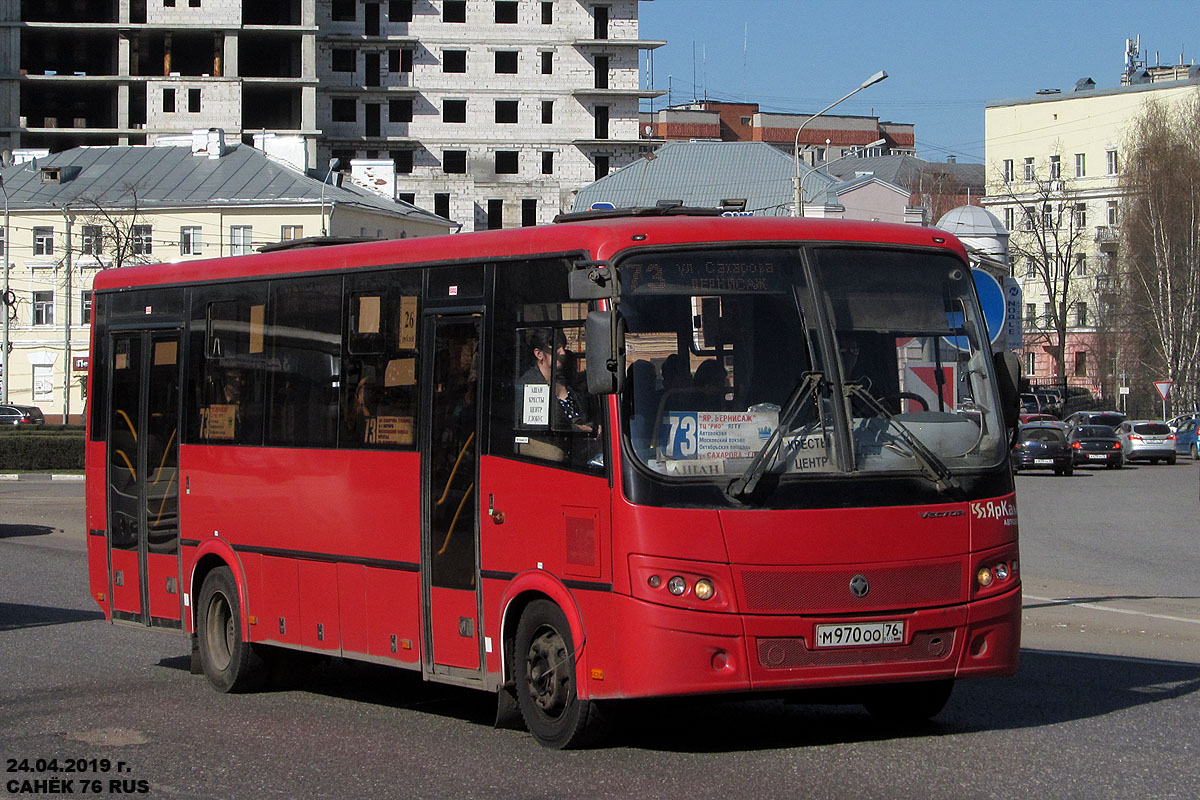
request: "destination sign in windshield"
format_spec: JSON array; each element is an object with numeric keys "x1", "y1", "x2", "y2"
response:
[{"x1": 623, "y1": 249, "x2": 800, "y2": 295}]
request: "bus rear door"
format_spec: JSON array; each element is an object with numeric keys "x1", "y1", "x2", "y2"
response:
[{"x1": 105, "y1": 329, "x2": 183, "y2": 628}]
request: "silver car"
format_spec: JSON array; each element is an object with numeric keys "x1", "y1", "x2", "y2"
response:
[{"x1": 1115, "y1": 420, "x2": 1177, "y2": 465}]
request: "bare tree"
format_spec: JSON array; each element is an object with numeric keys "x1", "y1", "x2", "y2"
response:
[
  {"x1": 67, "y1": 184, "x2": 156, "y2": 271},
  {"x1": 994, "y1": 158, "x2": 1094, "y2": 395},
  {"x1": 1120, "y1": 91, "x2": 1200, "y2": 415}
]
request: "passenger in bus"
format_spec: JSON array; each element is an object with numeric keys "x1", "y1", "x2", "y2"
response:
[
  {"x1": 692, "y1": 359, "x2": 728, "y2": 410},
  {"x1": 660, "y1": 352, "x2": 691, "y2": 391},
  {"x1": 519, "y1": 331, "x2": 592, "y2": 432}
]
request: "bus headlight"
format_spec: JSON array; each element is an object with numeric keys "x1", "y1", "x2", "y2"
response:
[
  {"x1": 694, "y1": 579, "x2": 715, "y2": 601},
  {"x1": 667, "y1": 576, "x2": 687, "y2": 596},
  {"x1": 976, "y1": 566, "x2": 994, "y2": 587}
]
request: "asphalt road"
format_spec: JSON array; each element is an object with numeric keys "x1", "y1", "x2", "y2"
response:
[{"x1": 1, "y1": 468, "x2": 1198, "y2": 800}]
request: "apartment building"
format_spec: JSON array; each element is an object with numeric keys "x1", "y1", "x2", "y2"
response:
[
  {"x1": 0, "y1": 1, "x2": 663, "y2": 229},
  {"x1": 315, "y1": 0, "x2": 663, "y2": 228},
  {"x1": 982, "y1": 41, "x2": 1200, "y2": 398}
]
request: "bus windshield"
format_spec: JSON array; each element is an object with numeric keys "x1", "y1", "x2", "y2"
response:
[{"x1": 619, "y1": 245, "x2": 1007, "y2": 489}]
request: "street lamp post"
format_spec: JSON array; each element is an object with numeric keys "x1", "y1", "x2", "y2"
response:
[
  {"x1": 797, "y1": 137, "x2": 887, "y2": 217},
  {"x1": 320, "y1": 158, "x2": 340, "y2": 237},
  {"x1": 792, "y1": 70, "x2": 888, "y2": 217},
  {"x1": 0, "y1": 174, "x2": 9, "y2": 403}
]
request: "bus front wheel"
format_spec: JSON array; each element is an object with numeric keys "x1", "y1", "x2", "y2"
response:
[
  {"x1": 513, "y1": 599, "x2": 607, "y2": 749},
  {"x1": 196, "y1": 566, "x2": 270, "y2": 693},
  {"x1": 862, "y1": 679, "x2": 954, "y2": 723}
]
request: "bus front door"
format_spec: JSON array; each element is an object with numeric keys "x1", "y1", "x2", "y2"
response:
[
  {"x1": 106, "y1": 330, "x2": 183, "y2": 628},
  {"x1": 422, "y1": 315, "x2": 483, "y2": 676}
]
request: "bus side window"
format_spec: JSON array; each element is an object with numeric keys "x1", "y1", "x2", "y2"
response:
[
  {"x1": 341, "y1": 269, "x2": 421, "y2": 449},
  {"x1": 266, "y1": 276, "x2": 341, "y2": 448},
  {"x1": 193, "y1": 286, "x2": 268, "y2": 446}
]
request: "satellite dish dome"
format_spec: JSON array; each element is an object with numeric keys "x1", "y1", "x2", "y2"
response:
[{"x1": 936, "y1": 205, "x2": 1010, "y2": 263}]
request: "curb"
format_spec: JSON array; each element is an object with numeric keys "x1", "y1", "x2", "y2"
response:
[{"x1": 0, "y1": 473, "x2": 84, "y2": 482}]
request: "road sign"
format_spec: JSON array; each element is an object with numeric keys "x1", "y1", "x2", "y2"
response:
[
  {"x1": 943, "y1": 269, "x2": 1004, "y2": 351},
  {"x1": 1154, "y1": 380, "x2": 1173, "y2": 401}
]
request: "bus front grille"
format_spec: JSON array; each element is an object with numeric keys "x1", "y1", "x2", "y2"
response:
[{"x1": 738, "y1": 562, "x2": 964, "y2": 614}]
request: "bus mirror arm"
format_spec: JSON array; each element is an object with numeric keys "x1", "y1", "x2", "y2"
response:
[
  {"x1": 993, "y1": 350, "x2": 1021, "y2": 431},
  {"x1": 585, "y1": 310, "x2": 626, "y2": 395},
  {"x1": 569, "y1": 261, "x2": 619, "y2": 300}
]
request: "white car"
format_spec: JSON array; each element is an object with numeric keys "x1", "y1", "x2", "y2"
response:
[{"x1": 1115, "y1": 420, "x2": 1177, "y2": 465}]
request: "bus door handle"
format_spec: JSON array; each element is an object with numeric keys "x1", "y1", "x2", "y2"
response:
[{"x1": 488, "y1": 494, "x2": 505, "y2": 525}]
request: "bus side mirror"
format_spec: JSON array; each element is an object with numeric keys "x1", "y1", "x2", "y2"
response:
[
  {"x1": 569, "y1": 262, "x2": 618, "y2": 300},
  {"x1": 993, "y1": 350, "x2": 1020, "y2": 429},
  {"x1": 585, "y1": 310, "x2": 626, "y2": 395}
]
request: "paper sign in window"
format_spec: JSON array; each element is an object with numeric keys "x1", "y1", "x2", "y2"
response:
[
  {"x1": 523, "y1": 383, "x2": 549, "y2": 426},
  {"x1": 203, "y1": 404, "x2": 236, "y2": 440},
  {"x1": 398, "y1": 296, "x2": 418, "y2": 350},
  {"x1": 249, "y1": 305, "x2": 265, "y2": 354},
  {"x1": 385, "y1": 358, "x2": 416, "y2": 387},
  {"x1": 375, "y1": 415, "x2": 414, "y2": 445},
  {"x1": 115, "y1": 352, "x2": 129, "y2": 370},
  {"x1": 154, "y1": 341, "x2": 177, "y2": 366},
  {"x1": 358, "y1": 296, "x2": 381, "y2": 334}
]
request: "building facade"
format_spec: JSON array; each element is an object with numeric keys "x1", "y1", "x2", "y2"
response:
[
  {"x1": 983, "y1": 48, "x2": 1200, "y2": 400},
  {"x1": 0, "y1": 0, "x2": 663, "y2": 229},
  {"x1": 0, "y1": 135, "x2": 452, "y2": 422}
]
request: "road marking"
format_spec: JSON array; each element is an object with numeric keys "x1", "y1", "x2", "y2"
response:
[{"x1": 1025, "y1": 593, "x2": 1200, "y2": 627}]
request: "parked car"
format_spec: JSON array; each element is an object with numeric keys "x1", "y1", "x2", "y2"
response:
[
  {"x1": 1174, "y1": 417, "x2": 1199, "y2": 460},
  {"x1": 1011, "y1": 423, "x2": 1073, "y2": 475},
  {"x1": 1068, "y1": 424, "x2": 1123, "y2": 468},
  {"x1": 0, "y1": 404, "x2": 45, "y2": 425},
  {"x1": 1166, "y1": 413, "x2": 1198, "y2": 432},
  {"x1": 1063, "y1": 410, "x2": 1126, "y2": 430},
  {"x1": 1115, "y1": 420, "x2": 1177, "y2": 465},
  {"x1": 1033, "y1": 388, "x2": 1064, "y2": 417}
]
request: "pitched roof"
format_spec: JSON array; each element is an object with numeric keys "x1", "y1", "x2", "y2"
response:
[
  {"x1": 0, "y1": 143, "x2": 449, "y2": 226},
  {"x1": 823, "y1": 154, "x2": 985, "y2": 194},
  {"x1": 573, "y1": 140, "x2": 836, "y2": 215}
]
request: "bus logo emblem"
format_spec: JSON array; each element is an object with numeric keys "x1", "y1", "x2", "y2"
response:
[{"x1": 849, "y1": 575, "x2": 869, "y2": 598}]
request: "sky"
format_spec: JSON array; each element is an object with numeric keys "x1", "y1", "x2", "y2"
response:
[{"x1": 638, "y1": 0, "x2": 1200, "y2": 164}]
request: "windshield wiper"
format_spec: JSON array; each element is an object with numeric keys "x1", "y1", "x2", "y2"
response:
[
  {"x1": 726, "y1": 372, "x2": 824, "y2": 503},
  {"x1": 843, "y1": 383, "x2": 963, "y2": 498}
]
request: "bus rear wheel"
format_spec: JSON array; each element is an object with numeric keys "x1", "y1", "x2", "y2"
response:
[
  {"x1": 197, "y1": 566, "x2": 270, "y2": 693},
  {"x1": 513, "y1": 599, "x2": 606, "y2": 749},
  {"x1": 862, "y1": 679, "x2": 954, "y2": 723}
]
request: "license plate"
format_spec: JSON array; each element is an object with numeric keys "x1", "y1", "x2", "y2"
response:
[
  {"x1": 814, "y1": 621, "x2": 904, "y2": 648},
  {"x1": 1088, "y1": 454, "x2": 1108, "y2": 460},
  {"x1": 1033, "y1": 458, "x2": 1053, "y2": 465}
]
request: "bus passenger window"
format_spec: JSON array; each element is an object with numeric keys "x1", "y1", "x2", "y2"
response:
[
  {"x1": 197, "y1": 293, "x2": 267, "y2": 446},
  {"x1": 341, "y1": 271, "x2": 421, "y2": 449},
  {"x1": 266, "y1": 277, "x2": 341, "y2": 448}
]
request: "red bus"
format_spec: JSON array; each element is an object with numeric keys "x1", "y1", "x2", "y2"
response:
[{"x1": 85, "y1": 211, "x2": 1022, "y2": 748}]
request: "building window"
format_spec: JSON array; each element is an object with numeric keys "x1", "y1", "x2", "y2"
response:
[
  {"x1": 391, "y1": 150, "x2": 413, "y2": 174},
  {"x1": 389, "y1": 48, "x2": 413, "y2": 73},
  {"x1": 443, "y1": 1, "x2": 465, "y2": 22},
  {"x1": 542, "y1": 1, "x2": 553, "y2": 24},
  {"x1": 487, "y1": 199, "x2": 503, "y2": 230},
  {"x1": 281, "y1": 225, "x2": 303, "y2": 241},
  {"x1": 1002, "y1": 159, "x2": 1014, "y2": 183},
  {"x1": 495, "y1": 1, "x2": 517, "y2": 23},
  {"x1": 496, "y1": 100, "x2": 518, "y2": 124},
  {"x1": 1004, "y1": 207, "x2": 1015, "y2": 232},
  {"x1": 1073, "y1": 350, "x2": 1087, "y2": 377},
  {"x1": 163, "y1": 88, "x2": 176, "y2": 113},
  {"x1": 390, "y1": 1, "x2": 413, "y2": 22},
  {"x1": 0, "y1": 226, "x2": 5, "y2": 260},
  {"x1": 398, "y1": 192, "x2": 415, "y2": 205},
  {"x1": 541, "y1": 51, "x2": 553, "y2": 75},
  {"x1": 434, "y1": 193, "x2": 450, "y2": 219},
  {"x1": 541, "y1": 100, "x2": 553, "y2": 124},
  {"x1": 1022, "y1": 208, "x2": 1035, "y2": 232},
  {"x1": 594, "y1": 155, "x2": 609, "y2": 180},
  {"x1": 522, "y1": 198, "x2": 537, "y2": 227},
  {"x1": 1074, "y1": 302, "x2": 1088, "y2": 327},
  {"x1": 541, "y1": 151, "x2": 554, "y2": 174},
  {"x1": 81, "y1": 290, "x2": 93, "y2": 325},
  {"x1": 230, "y1": 225, "x2": 253, "y2": 256},
  {"x1": 1073, "y1": 203, "x2": 1087, "y2": 229},
  {"x1": 33, "y1": 226, "x2": 54, "y2": 256},
  {"x1": 332, "y1": 0, "x2": 355, "y2": 20},
  {"x1": 1048, "y1": 154, "x2": 1061, "y2": 180},
  {"x1": 1107, "y1": 200, "x2": 1119, "y2": 226},
  {"x1": 389, "y1": 98, "x2": 413, "y2": 123},
  {"x1": 495, "y1": 51, "x2": 518, "y2": 74},
  {"x1": 594, "y1": 55, "x2": 609, "y2": 89},
  {"x1": 1106, "y1": 149, "x2": 1119, "y2": 175},
  {"x1": 1041, "y1": 204, "x2": 1054, "y2": 230},
  {"x1": 132, "y1": 224, "x2": 152, "y2": 255},
  {"x1": 1023, "y1": 157, "x2": 1035, "y2": 181},
  {"x1": 33, "y1": 291, "x2": 53, "y2": 326},
  {"x1": 594, "y1": 105, "x2": 609, "y2": 139},
  {"x1": 1043, "y1": 302, "x2": 1053, "y2": 327},
  {"x1": 180, "y1": 226, "x2": 202, "y2": 255},
  {"x1": 1025, "y1": 258, "x2": 1037, "y2": 278},
  {"x1": 1073, "y1": 254, "x2": 1087, "y2": 276},
  {"x1": 593, "y1": 5, "x2": 608, "y2": 39},
  {"x1": 1075, "y1": 152, "x2": 1086, "y2": 178},
  {"x1": 443, "y1": 49, "x2": 467, "y2": 73},
  {"x1": 1025, "y1": 303, "x2": 1036, "y2": 324},
  {"x1": 188, "y1": 88, "x2": 201, "y2": 113},
  {"x1": 443, "y1": 150, "x2": 467, "y2": 173},
  {"x1": 332, "y1": 49, "x2": 356, "y2": 72},
  {"x1": 1025, "y1": 351, "x2": 1036, "y2": 375},
  {"x1": 495, "y1": 151, "x2": 519, "y2": 174},
  {"x1": 81, "y1": 225, "x2": 103, "y2": 256},
  {"x1": 443, "y1": 99, "x2": 466, "y2": 123},
  {"x1": 332, "y1": 98, "x2": 356, "y2": 122}
]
